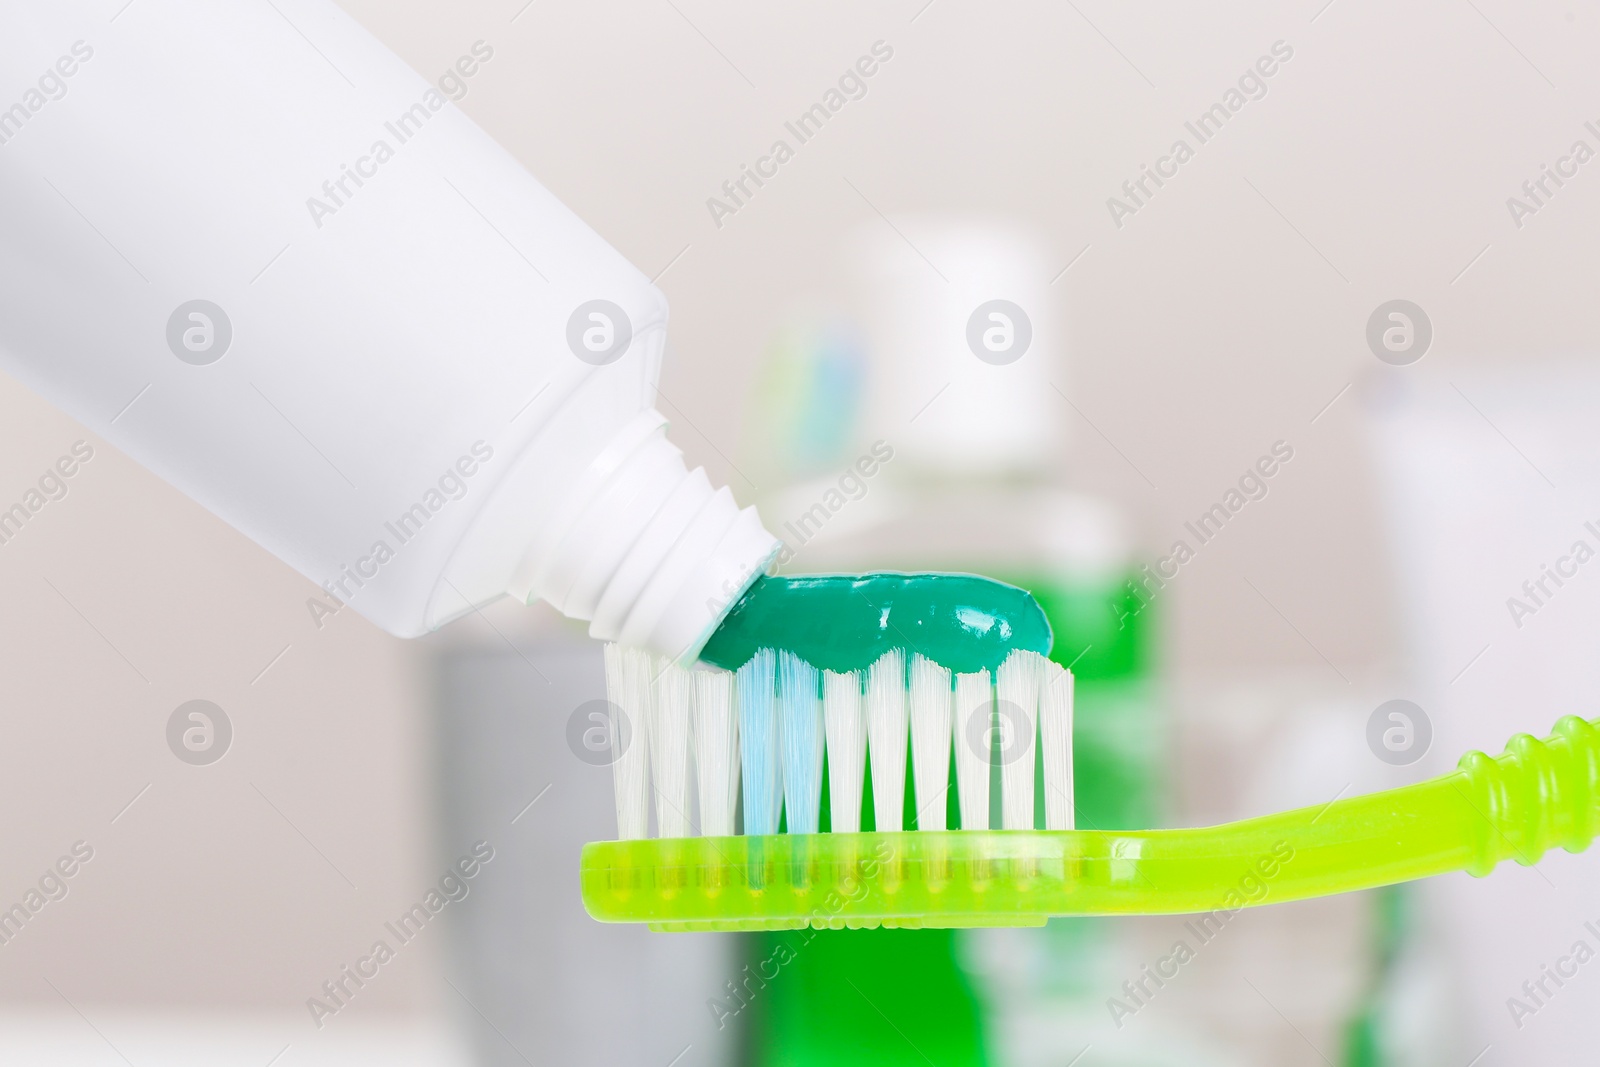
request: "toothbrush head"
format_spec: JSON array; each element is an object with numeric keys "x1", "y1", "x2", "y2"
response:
[{"x1": 586, "y1": 644, "x2": 1075, "y2": 930}]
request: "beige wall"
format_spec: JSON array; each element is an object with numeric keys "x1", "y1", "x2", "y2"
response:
[
  {"x1": 0, "y1": 372, "x2": 437, "y2": 1012},
  {"x1": 0, "y1": 0, "x2": 1593, "y2": 1020},
  {"x1": 346, "y1": 0, "x2": 1600, "y2": 685}
]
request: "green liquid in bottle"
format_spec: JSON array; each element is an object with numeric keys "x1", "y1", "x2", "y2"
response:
[{"x1": 698, "y1": 572, "x2": 1053, "y2": 673}]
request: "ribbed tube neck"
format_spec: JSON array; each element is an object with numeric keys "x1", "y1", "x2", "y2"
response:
[{"x1": 512, "y1": 409, "x2": 777, "y2": 661}]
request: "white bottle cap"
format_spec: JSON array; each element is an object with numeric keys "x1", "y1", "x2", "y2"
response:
[
  {"x1": 507, "y1": 410, "x2": 778, "y2": 662},
  {"x1": 853, "y1": 220, "x2": 1061, "y2": 477}
]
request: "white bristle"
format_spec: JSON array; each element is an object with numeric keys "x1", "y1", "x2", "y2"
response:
[
  {"x1": 693, "y1": 668, "x2": 739, "y2": 837},
  {"x1": 1040, "y1": 659, "x2": 1075, "y2": 831},
  {"x1": 604, "y1": 641, "x2": 1064, "y2": 842},
  {"x1": 953, "y1": 670, "x2": 992, "y2": 830},
  {"x1": 777, "y1": 652, "x2": 824, "y2": 834},
  {"x1": 822, "y1": 668, "x2": 866, "y2": 833},
  {"x1": 909, "y1": 654, "x2": 953, "y2": 831},
  {"x1": 604, "y1": 644, "x2": 652, "y2": 840},
  {"x1": 996, "y1": 649, "x2": 1043, "y2": 830},
  {"x1": 866, "y1": 650, "x2": 908, "y2": 832},
  {"x1": 649, "y1": 659, "x2": 694, "y2": 838},
  {"x1": 737, "y1": 650, "x2": 781, "y2": 835}
]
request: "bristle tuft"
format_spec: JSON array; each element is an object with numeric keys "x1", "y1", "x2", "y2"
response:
[
  {"x1": 1040, "y1": 659, "x2": 1075, "y2": 831},
  {"x1": 996, "y1": 649, "x2": 1043, "y2": 830},
  {"x1": 693, "y1": 667, "x2": 739, "y2": 836},
  {"x1": 953, "y1": 670, "x2": 992, "y2": 830},
  {"x1": 866, "y1": 650, "x2": 909, "y2": 832},
  {"x1": 650, "y1": 659, "x2": 694, "y2": 837},
  {"x1": 604, "y1": 640, "x2": 1068, "y2": 843},
  {"x1": 737, "y1": 650, "x2": 781, "y2": 835},
  {"x1": 822, "y1": 669, "x2": 866, "y2": 832},
  {"x1": 909, "y1": 654, "x2": 953, "y2": 831},
  {"x1": 777, "y1": 652, "x2": 824, "y2": 834},
  {"x1": 605, "y1": 644, "x2": 653, "y2": 840}
]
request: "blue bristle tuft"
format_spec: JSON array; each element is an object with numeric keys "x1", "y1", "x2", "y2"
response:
[
  {"x1": 737, "y1": 649, "x2": 781, "y2": 835},
  {"x1": 777, "y1": 651, "x2": 823, "y2": 834}
]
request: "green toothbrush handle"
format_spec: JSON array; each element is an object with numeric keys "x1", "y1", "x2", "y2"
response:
[
  {"x1": 1454, "y1": 716, "x2": 1600, "y2": 873},
  {"x1": 579, "y1": 716, "x2": 1600, "y2": 930},
  {"x1": 1124, "y1": 713, "x2": 1600, "y2": 914}
]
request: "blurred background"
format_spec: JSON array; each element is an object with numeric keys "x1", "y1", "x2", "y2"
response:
[{"x1": 3, "y1": 0, "x2": 1599, "y2": 1063}]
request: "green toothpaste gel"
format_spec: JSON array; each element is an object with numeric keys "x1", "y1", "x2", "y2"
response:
[{"x1": 698, "y1": 572, "x2": 1053, "y2": 673}]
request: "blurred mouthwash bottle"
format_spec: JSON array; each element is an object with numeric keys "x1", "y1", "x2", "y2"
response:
[
  {"x1": 733, "y1": 224, "x2": 1167, "y2": 1067},
  {"x1": 739, "y1": 487, "x2": 1162, "y2": 1067}
]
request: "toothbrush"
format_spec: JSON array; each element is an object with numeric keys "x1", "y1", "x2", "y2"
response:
[{"x1": 584, "y1": 646, "x2": 1600, "y2": 931}]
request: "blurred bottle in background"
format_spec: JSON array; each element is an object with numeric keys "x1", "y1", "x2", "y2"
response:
[
  {"x1": 434, "y1": 636, "x2": 743, "y2": 1067},
  {"x1": 1358, "y1": 360, "x2": 1600, "y2": 1067},
  {"x1": 736, "y1": 221, "x2": 1165, "y2": 1067},
  {"x1": 848, "y1": 220, "x2": 1163, "y2": 839}
]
